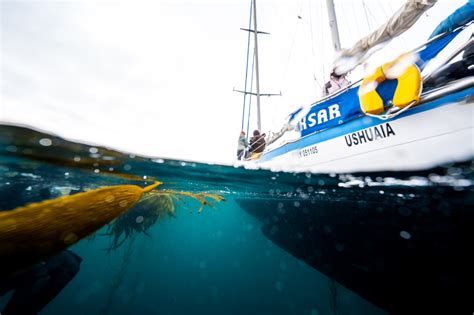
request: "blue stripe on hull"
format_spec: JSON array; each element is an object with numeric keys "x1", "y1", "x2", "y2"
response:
[{"x1": 260, "y1": 87, "x2": 474, "y2": 162}]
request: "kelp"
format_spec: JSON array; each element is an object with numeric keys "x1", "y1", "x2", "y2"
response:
[
  {"x1": 0, "y1": 182, "x2": 161, "y2": 277},
  {"x1": 98, "y1": 189, "x2": 225, "y2": 315},
  {"x1": 101, "y1": 236, "x2": 136, "y2": 315},
  {"x1": 105, "y1": 190, "x2": 225, "y2": 250},
  {"x1": 158, "y1": 190, "x2": 226, "y2": 213},
  {"x1": 328, "y1": 279, "x2": 340, "y2": 315},
  {"x1": 105, "y1": 193, "x2": 175, "y2": 251}
]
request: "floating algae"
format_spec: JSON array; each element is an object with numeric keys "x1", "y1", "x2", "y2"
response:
[
  {"x1": 0, "y1": 182, "x2": 161, "y2": 277},
  {"x1": 105, "y1": 189, "x2": 225, "y2": 250}
]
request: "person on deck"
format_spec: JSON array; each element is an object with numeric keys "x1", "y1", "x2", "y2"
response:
[
  {"x1": 237, "y1": 131, "x2": 249, "y2": 160},
  {"x1": 322, "y1": 71, "x2": 350, "y2": 97},
  {"x1": 249, "y1": 130, "x2": 266, "y2": 155}
]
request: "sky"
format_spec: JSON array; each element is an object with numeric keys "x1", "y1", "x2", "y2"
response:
[{"x1": 0, "y1": 0, "x2": 467, "y2": 164}]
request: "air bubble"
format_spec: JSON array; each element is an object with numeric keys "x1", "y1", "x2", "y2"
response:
[
  {"x1": 39, "y1": 138, "x2": 52, "y2": 146},
  {"x1": 400, "y1": 231, "x2": 411, "y2": 240}
]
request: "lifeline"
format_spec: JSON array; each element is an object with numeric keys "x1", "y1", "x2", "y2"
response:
[{"x1": 344, "y1": 123, "x2": 395, "y2": 147}]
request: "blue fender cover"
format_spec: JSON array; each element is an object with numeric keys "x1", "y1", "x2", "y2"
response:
[{"x1": 430, "y1": 0, "x2": 474, "y2": 38}]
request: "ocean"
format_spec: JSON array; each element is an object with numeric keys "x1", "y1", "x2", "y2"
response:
[{"x1": 0, "y1": 124, "x2": 472, "y2": 315}]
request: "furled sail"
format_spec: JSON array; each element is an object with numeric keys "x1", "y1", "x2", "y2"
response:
[{"x1": 334, "y1": 0, "x2": 437, "y2": 75}]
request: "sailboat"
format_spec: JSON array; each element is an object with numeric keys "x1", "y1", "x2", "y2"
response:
[
  {"x1": 235, "y1": 1, "x2": 474, "y2": 314},
  {"x1": 239, "y1": 0, "x2": 473, "y2": 173}
]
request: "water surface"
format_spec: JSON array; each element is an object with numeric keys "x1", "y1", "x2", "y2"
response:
[{"x1": 1, "y1": 124, "x2": 472, "y2": 315}]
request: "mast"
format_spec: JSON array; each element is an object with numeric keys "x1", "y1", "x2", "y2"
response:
[
  {"x1": 252, "y1": 0, "x2": 262, "y2": 131},
  {"x1": 235, "y1": 0, "x2": 280, "y2": 134},
  {"x1": 326, "y1": 0, "x2": 341, "y2": 51}
]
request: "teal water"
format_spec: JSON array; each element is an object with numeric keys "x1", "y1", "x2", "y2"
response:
[{"x1": 0, "y1": 124, "x2": 472, "y2": 315}]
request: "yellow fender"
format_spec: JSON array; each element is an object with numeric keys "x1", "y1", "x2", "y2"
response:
[
  {"x1": 359, "y1": 55, "x2": 422, "y2": 115},
  {"x1": 0, "y1": 182, "x2": 160, "y2": 277}
]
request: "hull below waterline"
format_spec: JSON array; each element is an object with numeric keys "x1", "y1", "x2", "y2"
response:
[{"x1": 236, "y1": 164, "x2": 474, "y2": 314}]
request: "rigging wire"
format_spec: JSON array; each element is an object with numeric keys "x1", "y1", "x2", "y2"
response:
[
  {"x1": 351, "y1": 2, "x2": 363, "y2": 45},
  {"x1": 366, "y1": 3, "x2": 382, "y2": 29},
  {"x1": 281, "y1": 4, "x2": 302, "y2": 94},
  {"x1": 246, "y1": 50, "x2": 256, "y2": 136},
  {"x1": 377, "y1": 0, "x2": 391, "y2": 21},
  {"x1": 307, "y1": 0, "x2": 322, "y2": 94},
  {"x1": 361, "y1": 0, "x2": 373, "y2": 33},
  {"x1": 319, "y1": 0, "x2": 326, "y2": 84},
  {"x1": 282, "y1": 1, "x2": 323, "y2": 100},
  {"x1": 241, "y1": 0, "x2": 254, "y2": 131},
  {"x1": 338, "y1": 1, "x2": 353, "y2": 49}
]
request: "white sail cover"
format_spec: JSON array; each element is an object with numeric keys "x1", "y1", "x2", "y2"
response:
[{"x1": 334, "y1": 0, "x2": 437, "y2": 75}]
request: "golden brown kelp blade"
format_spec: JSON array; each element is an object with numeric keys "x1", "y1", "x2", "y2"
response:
[
  {"x1": 104, "y1": 190, "x2": 225, "y2": 251},
  {"x1": 0, "y1": 182, "x2": 161, "y2": 277}
]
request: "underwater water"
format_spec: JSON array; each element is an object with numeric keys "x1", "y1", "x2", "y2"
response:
[{"x1": 0, "y1": 124, "x2": 473, "y2": 315}]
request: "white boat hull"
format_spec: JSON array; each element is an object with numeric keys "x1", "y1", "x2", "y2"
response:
[{"x1": 257, "y1": 87, "x2": 474, "y2": 173}]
